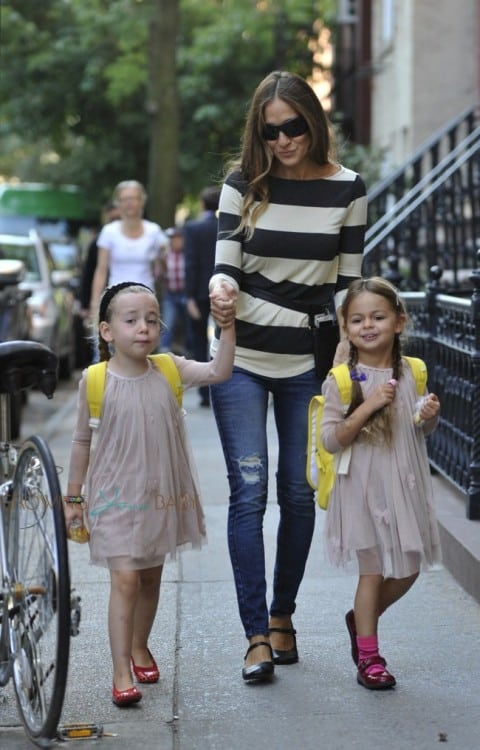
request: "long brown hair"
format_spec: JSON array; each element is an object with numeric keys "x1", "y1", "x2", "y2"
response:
[
  {"x1": 341, "y1": 277, "x2": 408, "y2": 445},
  {"x1": 227, "y1": 70, "x2": 336, "y2": 238}
]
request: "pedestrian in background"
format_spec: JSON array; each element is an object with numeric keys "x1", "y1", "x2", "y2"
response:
[
  {"x1": 78, "y1": 201, "x2": 120, "y2": 318},
  {"x1": 184, "y1": 186, "x2": 220, "y2": 406},
  {"x1": 158, "y1": 226, "x2": 192, "y2": 355},
  {"x1": 209, "y1": 70, "x2": 367, "y2": 683},
  {"x1": 77, "y1": 201, "x2": 121, "y2": 365},
  {"x1": 321, "y1": 277, "x2": 441, "y2": 690},
  {"x1": 89, "y1": 180, "x2": 167, "y2": 318},
  {"x1": 63, "y1": 281, "x2": 236, "y2": 707}
]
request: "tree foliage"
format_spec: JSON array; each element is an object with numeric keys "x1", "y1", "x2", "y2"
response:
[{"x1": 0, "y1": 0, "x2": 338, "y2": 221}]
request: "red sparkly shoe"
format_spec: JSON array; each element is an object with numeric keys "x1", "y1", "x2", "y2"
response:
[
  {"x1": 131, "y1": 649, "x2": 160, "y2": 683},
  {"x1": 357, "y1": 655, "x2": 396, "y2": 690},
  {"x1": 112, "y1": 684, "x2": 142, "y2": 706}
]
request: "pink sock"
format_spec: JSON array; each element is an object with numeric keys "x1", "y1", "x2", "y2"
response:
[{"x1": 357, "y1": 635, "x2": 384, "y2": 675}]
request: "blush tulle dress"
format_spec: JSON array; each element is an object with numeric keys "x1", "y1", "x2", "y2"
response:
[
  {"x1": 321, "y1": 361, "x2": 442, "y2": 579},
  {"x1": 71, "y1": 349, "x2": 231, "y2": 570}
]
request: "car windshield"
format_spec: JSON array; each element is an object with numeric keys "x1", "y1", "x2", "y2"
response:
[
  {"x1": 0, "y1": 242, "x2": 41, "y2": 282},
  {"x1": 48, "y1": 242, "x2": 78, "y2": 271}
]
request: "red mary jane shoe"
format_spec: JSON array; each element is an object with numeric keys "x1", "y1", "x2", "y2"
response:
[
  {"x1": 131, "y1": 649, "x2": 160, "y2": 683},
  {"x1": 112, "y1": 684, "x2": 142, "y2": 706},
  {"x1": 357, "y1": 655, "x2": 396, "y2": 690}
]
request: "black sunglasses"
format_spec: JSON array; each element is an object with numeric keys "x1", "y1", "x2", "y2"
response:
[{"x1": 261, "y1": 115, "x2": 309, "y2": 141}]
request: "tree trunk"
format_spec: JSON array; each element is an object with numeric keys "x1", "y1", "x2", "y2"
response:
[{"x1": 146, "y1": 0, "x2": 180, "y2": 228}]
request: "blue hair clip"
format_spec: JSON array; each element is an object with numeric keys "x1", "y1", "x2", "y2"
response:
[{"x1": 350, "y1": 369, "x2": 367, "y2": 382}]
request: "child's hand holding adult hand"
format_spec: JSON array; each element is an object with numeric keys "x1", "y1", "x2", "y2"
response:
[{"x1": 210, "y1": 281, "x2": 237, "y2": 329}]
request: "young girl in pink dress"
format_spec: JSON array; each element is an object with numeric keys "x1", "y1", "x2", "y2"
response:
[
  {"x1": 321, "y1": 277, "x2": 441, "y2": 690},
  {"x1": 63, "y1": 281, "x2": 235, "y2": 706}
]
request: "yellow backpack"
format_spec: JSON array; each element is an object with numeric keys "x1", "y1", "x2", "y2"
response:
[
  {"x1": 306, "y1": 356, "x2": 428, "y2": 510},
  {"x1": 86, "y1": 353, "x2": 183, "y2": 430}
]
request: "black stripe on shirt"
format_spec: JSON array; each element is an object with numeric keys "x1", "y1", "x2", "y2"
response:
[{"x1": 237, "y1": 320, "x2": 313, "y2": 355}]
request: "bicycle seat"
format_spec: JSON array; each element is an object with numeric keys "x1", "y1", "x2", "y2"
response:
[{"x1": 0, "y1": 340, "x2": 58, "y2": 398}]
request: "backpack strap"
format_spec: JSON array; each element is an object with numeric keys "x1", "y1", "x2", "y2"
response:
[
  {"x1": 148, "y1": 353, "x2": 183, "y2": 407},
  {"x1": 86, "y1": 361, "x2": 108, "y2": 430},
  {"x1": 403, "y1": 356, "x2": 427, "y2": 395},
  {"x1": 86, "y1": 354, "x2": 183, "y2": 430},
  {"x1": 329, "y1": 359, "x2": 427, "y2": 399},
  {"x1": 306, "y1": 394, "x2": 324, "y2": 490},
  {"x1": 329, "y1": 363, "x2": 352, "y2": 405}
]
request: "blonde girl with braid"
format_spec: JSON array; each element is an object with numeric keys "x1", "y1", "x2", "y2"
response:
[
  {"x1": 64, "y1": 281, "x2": 235, "y2": 707},
  {"x1": 320, "y1": 277, "x2": 441, "y2": 691}
]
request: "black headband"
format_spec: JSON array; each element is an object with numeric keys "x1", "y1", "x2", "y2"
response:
[{"x1": 99, "y1": 282, "x2": 152, "y2": 322}]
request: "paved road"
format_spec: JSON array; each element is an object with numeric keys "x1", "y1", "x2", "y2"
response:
[{"x1": 1, "y1": 374, "x2": 480, "y2": 749}]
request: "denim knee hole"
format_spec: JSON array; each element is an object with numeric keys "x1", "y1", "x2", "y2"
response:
[{"x1": 237, "y1": 454, "x2": 263, "y2": 485}]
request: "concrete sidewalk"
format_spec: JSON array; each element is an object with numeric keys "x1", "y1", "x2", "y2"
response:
[{"x1": 2, "y1": 382, "x2": 480, "y2": 749}]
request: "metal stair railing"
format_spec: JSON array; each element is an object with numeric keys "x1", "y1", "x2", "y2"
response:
[
  {"x1": 362, "y1": 106, "x2": 480, "y2": 291},
  {"x1": 368, "y1": 106, "x2": 477, "y2": 208},
  {"x1": 364, "y1": 126, "x2": 480, "y2": 256}
]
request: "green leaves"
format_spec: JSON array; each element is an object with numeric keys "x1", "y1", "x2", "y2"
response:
[{"x1": 1, "y1": 0, "x2": 330, "y2": 215}]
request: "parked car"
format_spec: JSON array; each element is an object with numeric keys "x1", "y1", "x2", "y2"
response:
[
  {"x1": 46, "y1": 237, "x2": 82, "y2": 280},
  {"x1": 0, "y1": 258, "x2": 31, "y2": 437},
  {"x1": 0, "y1": 231, "x2": 76, "y2": 379},
  {"x1": 45, "y1": 238, "x2": 90, "y2": 368}
]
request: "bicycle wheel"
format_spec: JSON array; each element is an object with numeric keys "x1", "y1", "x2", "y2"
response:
[
  {"x1": 0, "y1": 490, "x2": 12, "y2": 686},
  {"x1": 7, "y1": 435, "x2": 70, "y2": 746}
]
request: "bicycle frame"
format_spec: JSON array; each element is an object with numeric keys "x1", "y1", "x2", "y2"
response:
[
  {"x1": 0, "y1": 340, "x2": 74, "y2": 746},
  {"x1": 0, "y1": 391, "x2": 15, "y2": 684}
]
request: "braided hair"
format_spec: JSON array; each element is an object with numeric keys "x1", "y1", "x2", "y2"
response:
[{"x1": 341, "y1": 277, "x2": 408, "y2": 445}]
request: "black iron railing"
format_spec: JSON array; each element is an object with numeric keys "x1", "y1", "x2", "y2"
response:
[
  {"x1": 355, "y1": 105, "x2": 480, "y2": 518},
  {"x1": 403, "y1": 266, "x2": 480, "y2": 520},
  {"x1": 364, "y1": 106, "x2": 480, "y2": 292}
]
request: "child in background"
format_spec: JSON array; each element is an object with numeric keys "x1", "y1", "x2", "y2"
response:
[
  {"x1": 63, "y1": 281, "x2": 235, "y2": 706},
  {"x1": 321, "y1": 277, "x2": 441, "y2": 690}
]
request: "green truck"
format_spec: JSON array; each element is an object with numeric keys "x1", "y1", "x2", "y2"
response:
[{"x1": 0, "y1": 182, "x2": 88, "y2": 239}]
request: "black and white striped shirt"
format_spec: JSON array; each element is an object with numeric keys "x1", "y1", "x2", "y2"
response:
[{"x1": 211, "y1": 166, "x2": 367, "y2": 377}]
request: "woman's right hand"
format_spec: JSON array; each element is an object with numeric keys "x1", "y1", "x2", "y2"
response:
[{"x1": 210, "y1": 281, "x2": 237, "y2": 328}]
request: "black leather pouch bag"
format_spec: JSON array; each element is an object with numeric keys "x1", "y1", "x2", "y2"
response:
[{"x1": 310, "y1": 315, "x2": 340, "y2": 382}]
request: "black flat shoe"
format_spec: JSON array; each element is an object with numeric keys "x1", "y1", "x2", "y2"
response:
[
  {"x1": 242, "y1": 641, "x2": 274, "y2": 683},
  {"x1": 268, "y1": 626, "x2": 298, "y2": 665}
]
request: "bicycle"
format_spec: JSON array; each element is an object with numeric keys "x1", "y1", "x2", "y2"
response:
[{"x1": 0, "y1": 340, "x2": 80, "y2": 747}]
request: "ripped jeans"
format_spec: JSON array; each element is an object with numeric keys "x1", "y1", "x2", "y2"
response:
[{"x1": 211, "y1": 366, "x2": 320, "y2": 638}]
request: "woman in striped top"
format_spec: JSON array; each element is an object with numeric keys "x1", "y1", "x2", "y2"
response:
[{"x1": 209, "y1": 70, "x2": 368, "y2": 683}]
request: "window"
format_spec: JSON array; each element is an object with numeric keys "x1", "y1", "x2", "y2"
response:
[
  {"x1": 337, "y1": 0, "x2": 358, "y2": 24},
  {"x1": 382, "y1": 0, "x2": 394, "y2": 46}
]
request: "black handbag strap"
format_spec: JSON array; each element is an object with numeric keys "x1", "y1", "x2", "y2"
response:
[{"x1": 240, "y1": 281, "x2": 333, "y2": 323}]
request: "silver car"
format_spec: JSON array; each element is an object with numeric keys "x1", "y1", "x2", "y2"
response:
[{"x1": 0, "y1": 230, "x2": 76, "y2": 379}]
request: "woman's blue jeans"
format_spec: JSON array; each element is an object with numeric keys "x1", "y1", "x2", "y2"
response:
[{"x1": 211, "y1": 366, "x2": 322, "y2": 638}]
